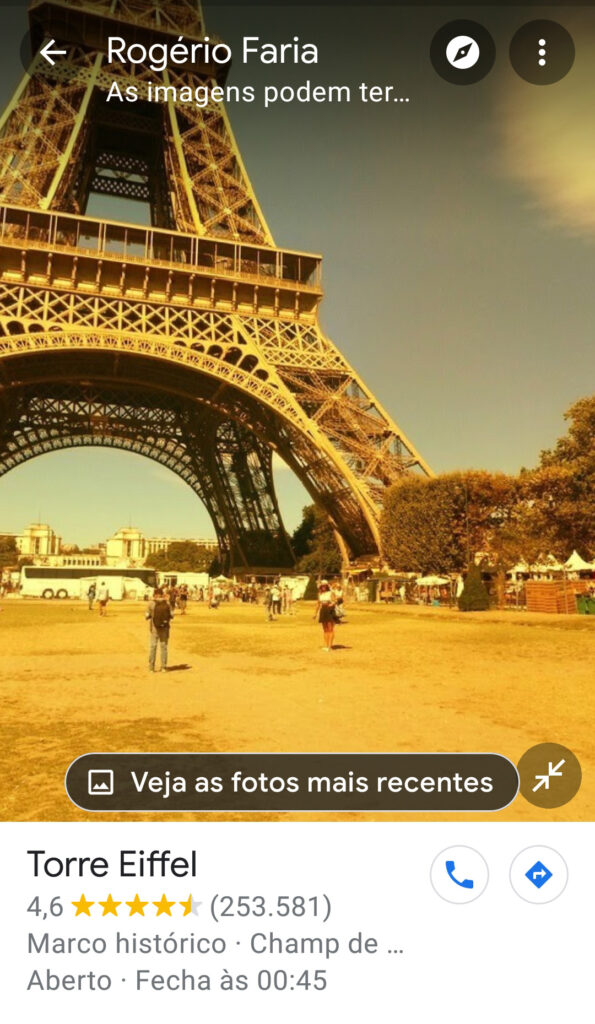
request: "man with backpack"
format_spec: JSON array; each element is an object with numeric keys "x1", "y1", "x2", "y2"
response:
[{"x1": 146, "y1": 587, "x2": 173, "y2": 673}]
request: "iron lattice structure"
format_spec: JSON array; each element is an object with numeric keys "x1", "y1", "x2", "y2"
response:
[{"x1": 0, "y1": 0, "x2": 431, "y2": 571}]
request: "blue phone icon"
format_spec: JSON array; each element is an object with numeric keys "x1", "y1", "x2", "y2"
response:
[{"x1": 445, "y1": 860, "x2": 474, "y2": 889}]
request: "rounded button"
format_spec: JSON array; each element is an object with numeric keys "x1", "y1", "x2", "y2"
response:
[
  {"x1": 510, "y1": 846, "x2": 568, "y2": 904},
  {"x1": 517, "y1": 743, "x2": 581, "y2": 809},
  {"x1": 430, "y1": 845, "x2": 489, "y2": 904},
  {"x1": 510, "y1": 21, "x2": 575, "y2": 85},
  {"x1": 430, "y1": 21, "x2": 496, "y2": 86}
]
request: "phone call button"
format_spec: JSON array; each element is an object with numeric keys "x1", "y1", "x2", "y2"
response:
[{"x1": 430, "y1": 846, "x2": 489, "y2": 904}]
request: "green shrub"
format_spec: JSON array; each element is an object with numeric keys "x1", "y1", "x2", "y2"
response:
[
  {"x1": 303, "y1": 575, "x2": 319, "y2": 601},
  {"x1": 458, "y1": 564, "x2": 490, "y2": 611}
]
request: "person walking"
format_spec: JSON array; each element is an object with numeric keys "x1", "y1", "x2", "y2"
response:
[
  {"x1": 332, "y1": 581, "x2": 345, "y2": 620},
  {"x1": 146, "y1": 586, "x2": 173, "y2": 673},
  {"x1": 97, "y1": 581, "x2": 109, "y2": 617},
  {"x1": 314, "y1": 580, "x2": 337, "y2": 652},
  {"x1": 87, "y1": 582, "x2": 96, "y2": 611},
  {"x1": 178, "y1": 583, "x2": 188, "y2": 615}
]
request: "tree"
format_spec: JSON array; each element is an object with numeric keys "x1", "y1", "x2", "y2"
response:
[
  {"x1": 518, "y1": 465, "x2": 581, "y2": 560},
  {"x1": 524, "y1": 396, "x2": 595, "y2": 558},
  {"x1": 291, "y1": 505, "x2": 316, "y2": 560},
  {"x1": 146, "y1": 541, "x2": 215, "y2": 573},
  {"x1": 303, "y1": 575, "x2": 319, "y2": 601},
  {"x1": 291, "y1": 504, "x2": 342, "y2": 575},
  {"x1": 380, "y1": 476, "x2": 463, "y2": 574},
  {"x1": 540, "y1": 395, "x2": 595, "y2": 471},
  {"x1": 380, "y1": 394, "x2": 595, "y2": 574},
  {"x1": 458, "y1": 563, "x2": 490, "y2": 611},
  {"x1": 0, "y1": 535, "x2": 18, "y2": 569},
  {"x1": 380, "y1": 472, "x2": 520, "y2": 574}
]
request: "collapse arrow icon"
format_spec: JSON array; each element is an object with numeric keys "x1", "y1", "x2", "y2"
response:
[{"x1": 532, "y1": 759, "x2": 565, "y2": 792}]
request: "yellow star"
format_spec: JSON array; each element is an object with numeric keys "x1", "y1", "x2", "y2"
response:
[
  {"x1": 98, "y1": 894, "x2": 121, "y2": 917},
  {"x1": 179, "y1": 894, "x2": 193, "y2": 917},
  {"x1": 72, "y1": 894, "x2": 94, "y2": 917},
  {"x1": 125, "y1": 894, "x2": 148, "y2": 916},
  {"x1": 153, "y1": 894, "x2": 176, "y2": 916}
]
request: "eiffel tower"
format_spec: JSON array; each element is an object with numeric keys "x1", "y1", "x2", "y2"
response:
[{"x1": 0, "y1": 0, "x2": 430, "y2": 572}]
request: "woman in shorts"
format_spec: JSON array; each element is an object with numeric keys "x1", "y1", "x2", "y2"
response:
[{"x1": 314, "y1": 580, "x2": 336, "y2": 652}]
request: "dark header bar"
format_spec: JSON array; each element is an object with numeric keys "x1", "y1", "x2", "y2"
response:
[
  {"x1": 66, "y1": 752, "x2": 519, "y2": 813},
  {"x1": 0, "y1": 1, "x2": 587, "y2": 9},
  {"x1": 199, "y1": 2, "x2": 591, "y2": 6}
]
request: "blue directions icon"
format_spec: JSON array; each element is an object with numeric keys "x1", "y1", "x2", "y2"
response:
[{"x1": 525, "y1": 860, "x2": 553, "y2": 889}]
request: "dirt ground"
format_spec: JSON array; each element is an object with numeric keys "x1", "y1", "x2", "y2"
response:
[{"x1": 1, "y1": 598, "x2": 593, "y2": 822}]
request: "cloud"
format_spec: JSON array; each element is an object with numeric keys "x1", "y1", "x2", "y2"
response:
[{"x1": 496, "y1": 17, "x2": 595, "y2": 239}]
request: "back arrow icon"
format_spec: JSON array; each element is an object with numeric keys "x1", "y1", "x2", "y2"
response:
[
  {"x1": 40, "y1": 39, "x2": 68, "y2": 66},
  {"x1": 532, "y1": 759, "x2": 565, "y2": 792}
]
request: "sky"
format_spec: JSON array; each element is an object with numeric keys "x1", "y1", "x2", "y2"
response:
[{"x1": 0, "y1": 3, "x2": 593, "y2": 546}]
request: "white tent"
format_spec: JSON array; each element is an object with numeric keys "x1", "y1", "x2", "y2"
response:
[
  {"x1": 416, "y1": 575, "x2": 450, "y2": 586},
  {"x1": 507, "y1": 561, "x2": 530, "y2": 577},
  {"x1": 531, "y1": 553, "x2": 564, "y2": 574},
  {"x1": 564, "y1": 550, "x2": 594, "y2": 572}
]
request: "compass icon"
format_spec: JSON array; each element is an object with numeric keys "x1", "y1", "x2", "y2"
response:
[
  {"x1": 446, "y1": 35, "x2": 480, "y2": 70},
  {"x1": 431, "y1": 20, "x2": 496, "y2": 85}
]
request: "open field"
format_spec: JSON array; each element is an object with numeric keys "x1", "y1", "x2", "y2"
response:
[{"x1": 1, "y1": 598, "x2": 593, "y2": 822}]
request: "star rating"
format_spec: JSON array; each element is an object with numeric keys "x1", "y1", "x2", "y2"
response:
[
  {"x1": 180, "y1": 894, "x2": 202, "y2": 917},
  {"x1": 69, "y1": 895, "x2": 203, "y2": 916},
  {"x1": 72, "y1": 894, "x2": 94, "y2": 916},
  {"x1": 125, "y1": 894, "x2": 149, "y2": 916},
  {"x1": 98, "y1": 894, "x2": 121, "y2": 917},
  {"x1": 153, "y1": 894, "x2": 176, "y2": 916}
]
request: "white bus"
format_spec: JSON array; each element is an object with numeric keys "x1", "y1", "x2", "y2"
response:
[
  {"x1": 159, "y1": 571, "x2": 210, "y2": 590},
  {"x1": 19, "y1": 565, "x2": 158, "y2": 600}
]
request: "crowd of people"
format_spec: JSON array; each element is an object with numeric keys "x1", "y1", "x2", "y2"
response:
[
  {"x1": 140, "y1": 576, "x2": 347, "y2": 671},
  {"x1": 4, "y1": 572, "x2": 347, "y2": 672}
]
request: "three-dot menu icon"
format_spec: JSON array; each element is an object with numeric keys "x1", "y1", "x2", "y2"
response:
[{"x1": 510, "y1": 20, "x2": 575, "y2": 85}]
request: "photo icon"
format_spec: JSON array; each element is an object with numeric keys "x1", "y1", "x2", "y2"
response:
[{"x1": 87, "y1": 769, "x2": 114, "y2": 796}]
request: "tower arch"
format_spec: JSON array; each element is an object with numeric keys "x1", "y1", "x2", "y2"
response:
[{"x1": 0, "y1": 0, "x2": 432, "y2": 570}]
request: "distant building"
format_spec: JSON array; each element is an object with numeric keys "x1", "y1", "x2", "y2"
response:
[
  {"x1": 107, "y1": 528, "x2": 217, "y2": 567},
  {"x1": 145, "y1": 534, "x2": 218, "y2": 556},
  {"x1": 1, "y1": 522, "x2": 217, "y2": 569},
  {"x1": 44, "y1": 552, "x2": 103, "y2": 568},
  {"x1": 16, "y1": 523, "x2": 62, "y2": 558},
  {"x1": 105, "y1": 527, "x2": 147, "y2": 566}
]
